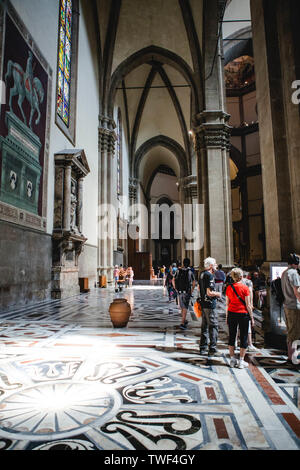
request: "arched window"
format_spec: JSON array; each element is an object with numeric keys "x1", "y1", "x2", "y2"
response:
[
  {"x1": 56, "y1": 0, "x2": 79, "y2": 144},
  {"x1": 57, "y1": 0, "x2": 72, "y2": 127},
  {"x1": 117, "y1": 108, "x2": 123, "y2": 197}
]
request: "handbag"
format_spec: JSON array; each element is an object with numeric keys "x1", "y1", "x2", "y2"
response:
[{"x1": 193, "y1": 298, "x2": 202, "y2": 318}]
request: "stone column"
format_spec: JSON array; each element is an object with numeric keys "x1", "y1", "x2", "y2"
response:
[
  {"x1": 106, "y1": 127, "x2": 116, "y2": 283},
  {"x1": 77, "y1": 177, "x2": 84, "y2": 235},
  {"x1": 98, "y1": 119, "x2": 116, "y2": 282},
  {"x1": 250, "y1": 0, "x2": 296, "y2": 261},
  {"x1": 194, "y1": 110, "x2": 234, "y2": 268},
  {"x1": 63, "y1": 164, "x2": 72, "y2": 231},
  {"x1": 179, "y1": 175, "x2": 199, "y2": 268},
  {"x1": 250, "y1": 0, "x2": 300, "y2": 348}
]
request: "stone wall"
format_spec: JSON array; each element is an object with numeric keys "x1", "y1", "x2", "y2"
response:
[
  {"x1": 0, "y1": 221, "x2": 52, "y2": 311},
  {"x1": 78, "y1": 244, "x2": 98, "y2": 284}
]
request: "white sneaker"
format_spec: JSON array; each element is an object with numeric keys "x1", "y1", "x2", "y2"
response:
[
  {"x1": 247, "y1": 345, "x2": 259, "y2": 352},
  {"x1": 238, "y1": 359, "x2": 249, "y2": 369},
  {"x1": 229, "y1": 357, "x2": 238, "y2": 368}
]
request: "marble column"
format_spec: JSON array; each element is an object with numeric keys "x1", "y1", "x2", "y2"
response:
[{"x1": 194, "y1": 110, "x2": 234, "y2": 268}]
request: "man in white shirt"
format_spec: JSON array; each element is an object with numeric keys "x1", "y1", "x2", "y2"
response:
[{"x1": 281, "y1": 253, "x2": 300, "y2": 364}]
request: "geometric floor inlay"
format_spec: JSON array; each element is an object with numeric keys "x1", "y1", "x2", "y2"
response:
[{"x1": 0, "y1": 285, "x2": 299, "y2": 451}]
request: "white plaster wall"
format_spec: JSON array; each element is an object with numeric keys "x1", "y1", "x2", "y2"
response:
[{"x1": 10, "y1": 0, "x2": 100, "y2": 246}]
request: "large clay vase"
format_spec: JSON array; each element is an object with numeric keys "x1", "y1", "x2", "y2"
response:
[{"x1": 109, "y1": 298, "x2": 131, "y2": 328}]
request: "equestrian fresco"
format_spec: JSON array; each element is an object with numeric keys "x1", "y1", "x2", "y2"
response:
[
  {"x1": 0, "y1": 13, "x2": 48, "y2": 218},
  {"x1": 5, "y1": 50, "x2": 45, "y2": 130}
]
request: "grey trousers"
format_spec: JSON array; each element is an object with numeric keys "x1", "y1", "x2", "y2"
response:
[{"x1": 200, "y1": 307, "x2": 219, "y2": 351}]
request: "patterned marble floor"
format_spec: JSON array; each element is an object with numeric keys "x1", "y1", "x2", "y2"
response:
[{"x1": 0, "y1": 285, "x2": 299, "y2": 451}]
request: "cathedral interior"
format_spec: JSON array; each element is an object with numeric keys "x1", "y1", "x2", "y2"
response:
[{"x1": 0, "y1": 0, "x2": 299, "y2": 453}]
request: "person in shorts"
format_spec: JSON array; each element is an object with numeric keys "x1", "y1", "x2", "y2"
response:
[{"x1": 173, "y1": 258, "x2": 195, "y2": 330}]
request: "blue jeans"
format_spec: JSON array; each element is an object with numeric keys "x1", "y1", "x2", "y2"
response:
[{"x1": 200, "y1": 308, "x2": 218, "y2": 351}]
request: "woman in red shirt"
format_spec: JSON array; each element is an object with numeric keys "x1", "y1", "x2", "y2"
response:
[{"x1": 226, "y1": 268, "x2": 255, "y2": 369}]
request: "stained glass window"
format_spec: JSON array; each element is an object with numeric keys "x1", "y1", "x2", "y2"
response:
[
  {"x1": 57, "y1": 0, "x2": 72, "y2": 127},
  {"x1": 117, "y1": 110, "x2": 122, "y2": 196}
]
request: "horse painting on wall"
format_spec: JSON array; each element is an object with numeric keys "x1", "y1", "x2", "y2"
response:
[{"x1": 0, "y1": 2, "x2": 52, "y2": 230}]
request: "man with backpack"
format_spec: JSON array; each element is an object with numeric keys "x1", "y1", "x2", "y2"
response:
[
  {"x1": 198, "y1": 257, "x2": 222, "y2": 356},
  {"x1": 281, "y1": 253, "x2": 300, "y2": 365},
  {"x1": 173, "y1": 258, "x2": 195, "y2": 330}
]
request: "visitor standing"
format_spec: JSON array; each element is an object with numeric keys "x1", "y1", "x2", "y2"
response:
[
  {"x1": 226, "y1": 268, "x2": 254, "y2": 369},
  {"x1": 173, "y1": 258, "x2": 195, "y2": 330},
  {"x1": 242, "y1": 271, "x2": 258, "y2": 352},
  {"x1": 281, "y1": 253, "x2": 300, "y2": 365},
  {"x1": 113, "y1": 265, "x2": 119, "y2": 291},
  {"x1": 214, "y1": 264, "x2": 226, "y2": 300},
  {"x1": 198, "y1": 257, "x2": 222, "y2": 356},
  {"x1": 118, "y1": 265, "x2": 126, "y2": 291}
]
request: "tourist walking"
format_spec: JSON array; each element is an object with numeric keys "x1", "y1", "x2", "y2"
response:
[
  {"x1": 173, "y1": 258, "x2": 195, "y2": 330},
  {"x1": 226, "y1": 268, "x2": 254, "y2": 369},
  {"x1": 281, "y1": 253, "x2": 300, "y2": 366},
  {"x1": 165, "y1": 268, "x2": 177, "y2": 302},
  {"x1": 127, "y1": 266, "x2": 134, "y2": 288},
  {"x1": 198, "y1": 257, "x2": 222, "y2": 356}
]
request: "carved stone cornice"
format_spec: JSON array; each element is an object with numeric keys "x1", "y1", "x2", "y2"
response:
[
  {"x1": 98, "y1": 127, "x2": 117, "y2": 154},
  {"x1": 129, "y1": 177, "x2": 139, "y2": 203},
  {"x1": 193, "y1": 110, "x2": 232, "y2": 152}
]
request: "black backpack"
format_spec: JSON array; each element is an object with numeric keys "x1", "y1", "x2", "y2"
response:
[
  {"x1": 175, "y1": 268, "x2": 191, "y2": 292},
  {"x1": 271, "y1": 278, "x2": 285, "y2": 307}
]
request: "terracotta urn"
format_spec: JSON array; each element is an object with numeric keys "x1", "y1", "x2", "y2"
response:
[{"x1": 109, "y1": 298, "x2": 131, "y2": 328}]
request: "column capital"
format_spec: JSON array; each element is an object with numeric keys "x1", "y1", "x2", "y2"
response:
[
  {"x1": 192, "y1": 111, "x2": 232, "y2": 152},
  {"x1": 129, "y1": 177, "x2": 139, "y2": 204},
  {"x1": 98, "y1": 127, "x2": 117, "y2": 154}
]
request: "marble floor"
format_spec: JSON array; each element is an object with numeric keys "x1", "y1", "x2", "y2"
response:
[{"x1": 0, "y1": 285, "x2": 299, "y2": 451}]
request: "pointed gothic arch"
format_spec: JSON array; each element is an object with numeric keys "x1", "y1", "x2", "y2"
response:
[
  {"x1": 133, "y1": 135, "x2": 189, "y2": 182},
  {"x1": 107, "y1": 45, "x2": 201, "y2": 118}
]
